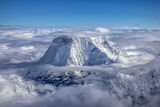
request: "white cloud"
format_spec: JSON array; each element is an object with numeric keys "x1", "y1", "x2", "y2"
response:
[
  {"x1": 124, "y1": 45, "x2": 136, "y2": 50},
  {"x1": 0, "y1": 84, "x2": 126, "y2": 107},
  {"x1": 21, "y1": 46, "x2": 34, "y2": 50},
  {"x1": 120, "y1": 26, "x2": 139, "y2": 29},
  {"x1": 15, "y1": 33, "x2": 35, "y2": 39},
  {"x1": 95, "y1": 27, "x2": 110, "y2": 33}
]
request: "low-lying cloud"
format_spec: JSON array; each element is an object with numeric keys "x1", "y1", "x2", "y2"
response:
[{"x1": 0, "y1": 26, "x2": 160, "y2": 107}]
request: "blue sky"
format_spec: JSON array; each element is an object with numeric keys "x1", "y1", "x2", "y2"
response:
[{"x1": 0, "y1": 0, "x2": 160, "y2": 28}]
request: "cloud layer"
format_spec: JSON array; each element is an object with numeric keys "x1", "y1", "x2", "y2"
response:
[{"x1": 0, "y1": 26, "x2": 160, "y2": 107}]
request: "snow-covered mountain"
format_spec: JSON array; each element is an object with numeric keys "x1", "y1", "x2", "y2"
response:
[
  {"x1": 39, "y1": 35, "x2": 125, "y2": 66},
  {"x1": 23, "y1": 56, "x2": 160, "y2": 106}
]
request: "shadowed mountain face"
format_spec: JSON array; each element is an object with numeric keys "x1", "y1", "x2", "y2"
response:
[
  {"x1": 39, "y1": 36, "x2": 73, "y2": 66},
  {"x1": 38, "y1": 36, "x2": 122, "y2": 66}
]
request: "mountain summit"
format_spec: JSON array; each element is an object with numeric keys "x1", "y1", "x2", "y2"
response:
[{"x1": 39, "y1": 35, "x2": 124, "y2": 66}]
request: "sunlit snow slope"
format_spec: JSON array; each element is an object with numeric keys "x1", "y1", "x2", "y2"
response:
[{"x1": 39, "y1": 35, "x2": 124, "y2": 66}]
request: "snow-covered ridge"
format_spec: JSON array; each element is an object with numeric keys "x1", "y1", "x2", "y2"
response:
[
  {"x1": 39, "y1": 35, "x2": 125, "y2": 66},
  {"x1": 0, "y1": 74, "x2": 36, "y2": 103}
]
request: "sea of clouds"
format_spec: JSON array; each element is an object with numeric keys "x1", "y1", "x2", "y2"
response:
[{"x1": 0, "y1": 25, "x2": 160, "y2": 107}]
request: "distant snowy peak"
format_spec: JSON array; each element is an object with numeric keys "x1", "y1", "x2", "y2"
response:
[{"x1": 39, "y1": 35, "x2": 124, "y2": 66}]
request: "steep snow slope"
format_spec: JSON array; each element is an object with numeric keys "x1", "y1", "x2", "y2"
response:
[{"x1": 39, "y1": 36, "x2": 125, "y2": 66}]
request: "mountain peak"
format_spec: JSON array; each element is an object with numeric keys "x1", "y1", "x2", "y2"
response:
[
  {"x1": 39, "y1": 35, "x2": 123, "y2": 66},
  {"x1": 52, "y1": 36, "x2": 72, "y2": 44}
]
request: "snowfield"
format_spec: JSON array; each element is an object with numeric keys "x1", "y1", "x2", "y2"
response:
[{"x1": 0, "y1": 26, "x2": 160, "y2": 107}]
